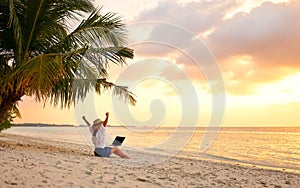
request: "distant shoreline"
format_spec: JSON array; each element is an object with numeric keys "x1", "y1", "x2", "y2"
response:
[
  {"x1": 13, "y1": 123, "x2": 75, "y2": 127},
  {"x1": 12, "y1": 124, "x2": 300, "y2": 129},
  {"x1": 12, "y1": 123, "x2": 134, "y2": 128}
]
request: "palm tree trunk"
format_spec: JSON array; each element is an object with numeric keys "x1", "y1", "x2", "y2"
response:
[
  {"x1": 0, "y1": 93, "x2": 23, "y2": 123},
  {"x1": 0, "y1": 100, "x2": 14, "y2": 123}
]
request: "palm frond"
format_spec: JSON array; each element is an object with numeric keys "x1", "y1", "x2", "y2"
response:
[
  {"x1": 54, "y1": 9, "x2": 128, "y2": 52},
  {"x1": 48, "y1": 0, "x2": 95, "y2": 21},
  {"x1": 46, "y1": 77, "x2": 137, "y2": 109},
  {"x1": 7, "y1": 46, "x2": 136, "y2": 107},
  {"x1": 12, "y1": 103, "x2": 21, "y2": 118},
  {"x1": 12, "y1": 0, "x2": 93, "y2": 61},
  {"x1": 9, "y1": 48, "x2": 87, "y2": 99},
  {"x1": 81, "y1": 47, "x2": 133, "y2": 76},
  {"x1": 95, "y1": 78, "x2": 136, "y2": 106},
  {"x1": 75, "y1": 9, "x2": 126, "y2": 45},
  {"x1": 8, "y1": 0, "x2": 24, "y2": 65},
  {"x1": 48, "y1": 8, "x2": 134, "y2": 82},
  {"x1": 0, "y1": 0, "x2": 136, "y2": 122},
  {"x1": 30, "y1": 22, "x2": 68, "y2": 56},
  {"x1": 23, "y1": 0, "x2": 46, "y2": 59},
  {"x1": 71, "y1": 78, "x2": 136, "y2": 106}
]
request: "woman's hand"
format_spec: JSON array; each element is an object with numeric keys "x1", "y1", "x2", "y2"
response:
[
  {"x1": 103, "y1": 112, "x2": 109, "y2": 127},
  {"x1": 82, "y1": 115, "x2": 91, "y2": 126}
]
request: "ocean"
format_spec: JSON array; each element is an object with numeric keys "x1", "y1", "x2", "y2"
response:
[{"x1": 4, "y1": 126, "x2": 300, "y2": 171}]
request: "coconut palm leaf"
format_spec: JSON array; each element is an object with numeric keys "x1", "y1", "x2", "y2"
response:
[
  {"x1": 0, "y1": 0, "x2": 136, "y2": 125},
  {"x1": 70, "y1": 78, "x2": 136, "y2": 108},
  {"x1": 68, "y1": 9, "x2": 126, "y2": 47},
  {"x1": 51, "y1": 9, "x2": 131, "y2": 74},
  {"x1": 7, "y1": 47, "x2": 135, "y2": 108},
  {"x1": 7, "y1": 0, "x2": 23, "y2": 65}
]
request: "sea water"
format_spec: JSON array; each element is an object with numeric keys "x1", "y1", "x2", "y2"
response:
[{"x1": 5, "y1": 126, "x2": 300, "y2": 171}]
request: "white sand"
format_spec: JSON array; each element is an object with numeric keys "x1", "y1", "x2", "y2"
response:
[{"x1": 0, "y1": 132, "x2": 299, "y2": 188}]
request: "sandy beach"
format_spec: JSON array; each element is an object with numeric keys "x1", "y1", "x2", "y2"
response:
[{"x1": 0, "y1": 133, "x2": 299, "y2": 188}]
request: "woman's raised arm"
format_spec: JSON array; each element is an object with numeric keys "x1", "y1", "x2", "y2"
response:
[{"x1": 82, "y1": 116, "x2": 91, "y2": 126}]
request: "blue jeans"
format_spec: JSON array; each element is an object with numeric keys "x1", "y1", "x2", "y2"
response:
[{"x1": 94, "y1": 147, "x2": 112, "y2": 157}]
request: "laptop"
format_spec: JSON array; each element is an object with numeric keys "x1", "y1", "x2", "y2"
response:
[{"x1": 111, "y1": 136, "x2": 125, "y2": 146}]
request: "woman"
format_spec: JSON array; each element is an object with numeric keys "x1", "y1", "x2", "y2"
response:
[{"x1": 82, "y1": 112, "x2": 129, "y2": 159}]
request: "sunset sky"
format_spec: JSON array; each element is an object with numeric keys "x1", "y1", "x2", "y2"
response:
[{"x1": 15, "y1": 0, "x2": 300, "y2": 127}]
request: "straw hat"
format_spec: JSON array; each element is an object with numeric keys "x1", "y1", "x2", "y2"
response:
[{"x1": 92, "y1": 119, "x2": 102, "y2": 130}]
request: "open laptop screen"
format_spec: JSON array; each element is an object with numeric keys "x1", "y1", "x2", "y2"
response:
[{"x1": 111, "y1": 136, "x2": 125, "y2": 146}]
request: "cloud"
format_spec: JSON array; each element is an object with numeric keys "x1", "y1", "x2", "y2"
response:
[
  {"x1": 134, "y1": 0, "x2": 239, "y2": 33},
  {"x1": 95, "y1": 0, "x2": 161, "y2": 20},
  {"x1": 205, "y1": 1, "x2": 300, "y2": 95},
  {"x1": 208, "y1": 1, "x2": 300, "y2": 67},
  {"x1": 129, "y1": 0, "x2": 300, "y2": 96},
  {"x1": 130, "y1": 0, "x2": 240, "y2": 56},
  {"x1": 220, "y1": 55, "x2": 300, "y2": 95}
]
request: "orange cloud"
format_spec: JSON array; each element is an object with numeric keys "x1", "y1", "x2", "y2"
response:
[
  {"x1": 220, "y1": 55, "x2": 300, "y2": 95},
  {"x1": 209, "y1": 1, "x2": 300, "y2": 68}
]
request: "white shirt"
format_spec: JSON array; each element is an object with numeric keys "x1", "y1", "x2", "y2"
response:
[{"x1": 89, "y1": 123, "x2": 107, "y2": 148}]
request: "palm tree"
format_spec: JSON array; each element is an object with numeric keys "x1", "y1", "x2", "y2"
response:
[{"x1": 0, "y1": 0, "x2": 135, "y2": 126}]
